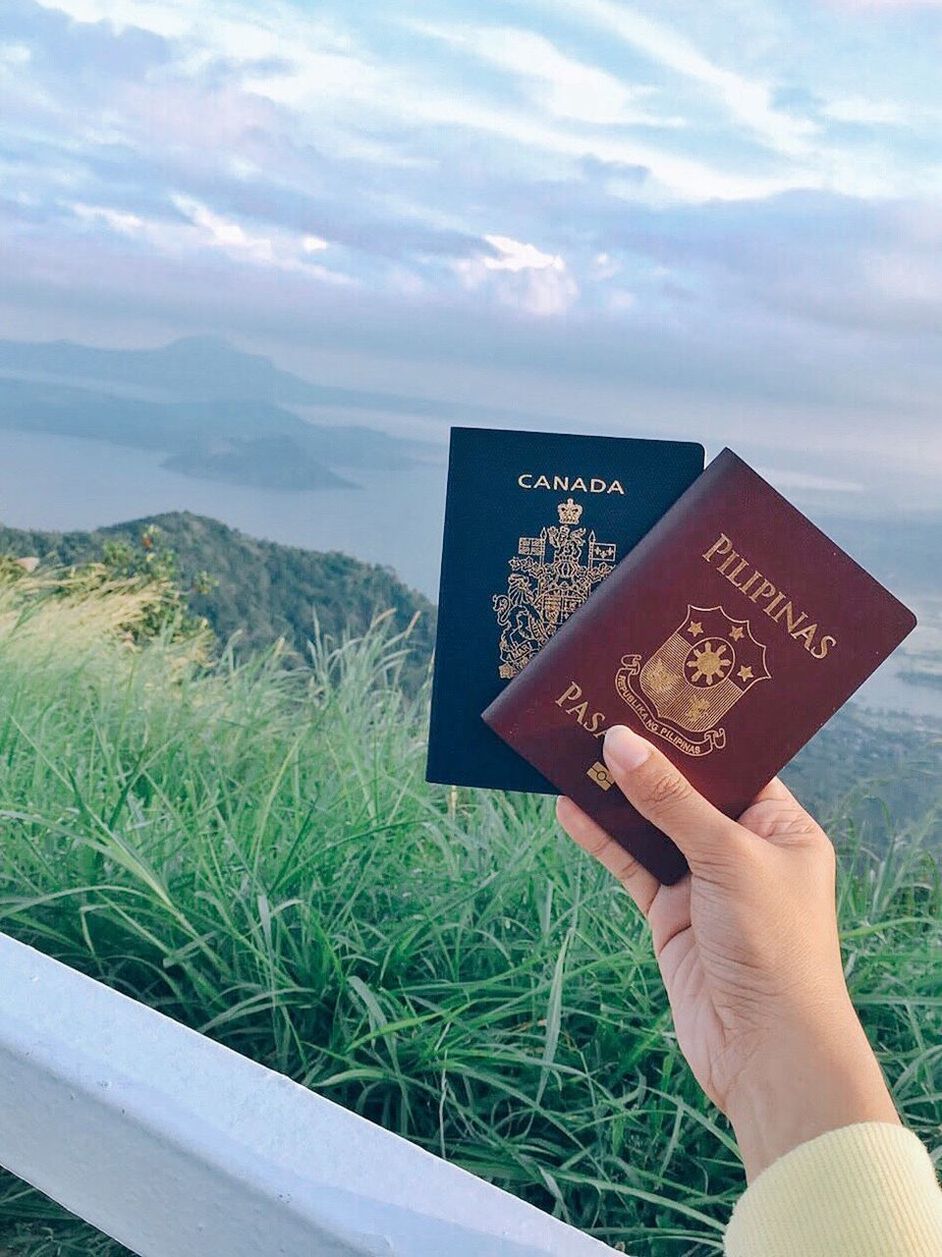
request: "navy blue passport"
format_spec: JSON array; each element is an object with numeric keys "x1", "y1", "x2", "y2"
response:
[{"x1": 426, "y1": 427, "x2": 704, "y2": 793}]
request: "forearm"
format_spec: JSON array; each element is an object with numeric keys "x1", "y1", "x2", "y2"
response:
[{"x1": 725, "y1": 995, "x2": 900, "y2": 1182}]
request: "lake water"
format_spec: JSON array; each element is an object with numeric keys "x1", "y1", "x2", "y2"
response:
[
  {"x1": 0, "y1": 429, "x2": 449, "y2": 595},
  {"x1": 1, "y1": 428, "x2": 939, "y2": 723}
]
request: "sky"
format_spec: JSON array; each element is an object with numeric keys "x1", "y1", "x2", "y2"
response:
[{"x1": 2, "y1": 0, "x2": 942, "y2": 505}]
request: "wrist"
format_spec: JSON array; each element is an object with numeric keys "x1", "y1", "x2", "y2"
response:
[{"x1": 725, "y1": 1002, "x2": 900, "y2": 1182}]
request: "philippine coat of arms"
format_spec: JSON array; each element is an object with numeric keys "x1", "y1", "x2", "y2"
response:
[
  {"x1": 614, "y1": 605, "x2": 772, "y2": 755},
  {"x1": 492, "y1": 498, "x2": 617, "y2": 679}
]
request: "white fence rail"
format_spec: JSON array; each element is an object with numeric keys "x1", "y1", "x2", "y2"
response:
[{"x1": 0, "y1": 933, "x2": 619, "y2": 1256}]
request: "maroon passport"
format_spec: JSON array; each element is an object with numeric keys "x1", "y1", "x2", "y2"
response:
[{"x1": 482, "y1": 449, "x2": 917, "y2": 884}]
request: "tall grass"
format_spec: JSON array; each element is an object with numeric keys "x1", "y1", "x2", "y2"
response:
[{"x1": 0, "y1": 572, "x2": 939, "y2": 1256}]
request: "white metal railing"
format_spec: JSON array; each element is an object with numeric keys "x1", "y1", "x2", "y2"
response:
[{"x1": 0, "y1": 933, "x2": 619, "y2": 1256}]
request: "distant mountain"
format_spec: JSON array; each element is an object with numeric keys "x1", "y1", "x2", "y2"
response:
[
  {"x1": 0, "y1": 367, "x2": 432, "y2": 487},
  {"x1": 0, "y1": 334, "x2": 305, "y2": 403},
  {"x1": 0, "y1": 333, "x2": 571, "y2": 493},
  {"x1": 0, "y1": 372, "x2": 430, "y2": 490},
  {"x1": 162, "y1": 436, "x2": 355, "y2": 490},
  {"x1": 0, "y1": 334, "x2": 537, "y2": 423},
  {"x1": 0, "y1": 511, "x2": 436, "y2": 689}
]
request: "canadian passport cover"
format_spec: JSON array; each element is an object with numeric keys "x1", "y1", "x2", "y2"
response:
[
  {"x1": 482, "y1": 448, "x2": 917, "y2": 883},
  {"x1": 426, "y1": 427, "x2": 704, "y2": 793}
]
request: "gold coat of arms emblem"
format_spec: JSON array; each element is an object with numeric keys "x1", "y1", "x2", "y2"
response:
[
  {"x1": 615, "y1": 605, "x2": 771, "y2": 755},
  {"x1": 492, "y1": 498, "x2": 617, "y2": 679}
]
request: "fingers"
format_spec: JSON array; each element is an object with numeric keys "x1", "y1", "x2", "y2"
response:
[
  {"x1": 602, "y1": 724, "x2": 745, "y2": 872},
  {"x1": 555, "y1": 794, "x2": 660, "y2": 917}
]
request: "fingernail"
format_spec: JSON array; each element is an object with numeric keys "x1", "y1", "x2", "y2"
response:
[{"x1": 603, "y1": 724, "x2": 652, "y2": 772}]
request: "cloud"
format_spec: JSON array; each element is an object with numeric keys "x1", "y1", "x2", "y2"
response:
[
  {"x1": 865, "y1": 246, "x2": 942, "y2": 308},
  {"x1": 32, "y1": 0, "x2": 187, "y2": 37},
  {"x1": 0, "y1": 42, "x2": 32, "y2": 67},
  {"x1": 756, "y1": 468, "x2": 865, "y2": 494},
  {"x1": 606, "y1": 288, "x2": 636, "y2": 312},
  {"x1": 4, "y1": 0, "x2": 942, "y2": 500},
  {"x1": 70, "y1": 194, "x2": 355, "y2": 284},
  {"x1": 397, "y1": 95, "x2": 800, "y2": 203},
  {"x1": 822, "y1": 96, "x2": 914, "y2": 125},
  {"x1": 21, "y1": 0, "x2": 815, "y2": 204},
  {"x1": 456, "y1": 235, "x2": 579, "y2": 316},
  {"x1": 553, "y1": 0, "x2": 817, "y2": 158},
  {"x1": 171, "y1": 194, "x2": 280, "y2": 263},
  {"x1": 481, "y1": 235, "x2": 567, "y2": 275},
  {"x1": 831, "y1": 0, "x2": 942, "y2": 7},
  {"x1": 409, "y1": 21, "x2": 679, "y2": 129},
  {"x1": 72, "y1": 202, "x2": 148, "y2": 235},
  {"x1": 595, "y1": 189, "x2": 942, "y2": 339},
  {"x1": 14, "y1": 0, "x2": 172, "y2": 81},
  {"x1": 4, "y1": 198, "x2": 941, "y2": 503}
]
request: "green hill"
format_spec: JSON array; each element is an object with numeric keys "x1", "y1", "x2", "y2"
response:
[{"x1": 0, "y1": 511, "x2": 436, "y2": 689}]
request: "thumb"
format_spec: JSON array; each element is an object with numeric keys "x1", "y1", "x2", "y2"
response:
[{"x1": 602, "y1": 724, "x2": 745, "y2": 873}]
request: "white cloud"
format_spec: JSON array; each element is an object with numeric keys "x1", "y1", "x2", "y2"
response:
[
  {"x1": 555, "y1": 0, "x2": 816, "y2": 158},
  {"x1": 34, "y1": 0, "x2": 190, "y2": 38},
  {"x1": 172, "y1": 194, "x2": 276, "y2": 262},
  {"x1": 592, "y1": 252, "x2": 620, "y2": 280},
  {"x1": 482, "y1": 235, "x2": 566, "y2": 274},
  {"x1": 17, "y1": 0, "x2": 942, "y2": 364},
  {"x1": 73, "y1": 203, "x2": 147, "y2": 235},
  {"x1": 31, "y1": 0, "x2": 814, "y2": 203},
  {"x1": 0, "y1": 43, "x2": 33, "y2": 67},
  {"x1": 401, "y1": 94, "x2": 802, "y2": 202},
  {"x1": 410, "y1": 23, "x2": 680, "y2": 128},
  {"x1": 823, "y1": 97, "x2": 912, "y2": 126},
  {"x1": 457, "y1": 235, "x2": 579, "y2": 316},
  {"x1": 517, "y1": 266, "x2": 580, "y2": 316},
  {"x1": 71, "y1": 197, "x2": 352, "y2": 285}
]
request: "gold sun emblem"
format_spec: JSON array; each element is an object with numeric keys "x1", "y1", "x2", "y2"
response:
[{"x1": 686, "y1": 639, "x2": 734, "y2": 687}]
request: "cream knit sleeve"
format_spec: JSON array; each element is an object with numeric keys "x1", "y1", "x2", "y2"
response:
[{"x1": 724, "y1": 1122, "x2": 942, "y2": 1256}]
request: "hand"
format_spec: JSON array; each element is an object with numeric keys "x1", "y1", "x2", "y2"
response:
[{"x1": 556, "y1": 723, "x2": 900, "y2": 1182}]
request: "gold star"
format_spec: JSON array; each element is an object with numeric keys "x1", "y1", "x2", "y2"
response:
[
  {"x1": 687, "y1": 620, "x2": 703, "y2": 636},
  {"x1": 737, "y1": 665, "x2": 754, "y2": 682},
  {"x1": 730, "y1": 625, "x2": 744, "y2": 640}
]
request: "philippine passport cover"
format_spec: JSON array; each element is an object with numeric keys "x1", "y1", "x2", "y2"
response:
[
  {"x1": 483, "y1": 449, "x2": 917, "y2": 883},
  {"x1": 426, "y1": 427, "x2": 704, "y2": 793}
]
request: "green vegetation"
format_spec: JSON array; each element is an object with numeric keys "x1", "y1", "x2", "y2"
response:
[
  {"x1": 783, "y1": 705, "x2": 941, "y2": 848},
  {"x1": 0, "y1": 512, "x2": 435, "y2": 691},
  {"x1": 0, "y1": 568, "x2": 939, "y2": 1256}
]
